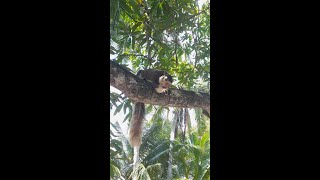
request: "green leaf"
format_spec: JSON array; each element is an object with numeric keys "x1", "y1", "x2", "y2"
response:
[
  {"x1": 129, "y1": 0, "x2": 142, "y2": 18},
  {"x1": 146, "y1": 105, "x2": 153, "y2": 114},
  {"x1": 113, "y1": 103, "x2": 124, "y2": 116},
  {"x1": 110, "y1": 98, "x2": 117, "y2": 107},
  {"x1": 111, "y1": 139, "x2": 123, "y2": 152},
  {"x1": 110, "y1": 163, "x2": 121, "y2": 177},
  {"x1": 131, "y1": 22, "x2": 142, "y2": 32},
  {"x1": 110, "y1": 45, "x2": 117, "y2": 52},
  {"x1": 200, "y1": 132, "x2": 209, "y2": 148},
  {"x1": 110, "y1": 130, "x2": 117, "y2": 137},
  {"x1": 110, "y1": 122, "x2": 120, "y2": 132},
  {"x1": 123, "y1": 111, "x2": 132, "y2": 123},
  {"x1": 158, "y1": 48, "x2": 165, "y2": 59},
  {"x1": 126, "y1": 37, "x2": 131, "y2": 48},
  {"x1": 123, "y1": 102, "x2": 127, "y2": 114},
  {"x1": 119, "y1": 0, "x2": 133, "y2": 15}
]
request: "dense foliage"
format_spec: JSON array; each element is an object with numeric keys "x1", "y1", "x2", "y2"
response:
[{"x1": 110, "y1": 0, "x2": 210, "y2": 179}]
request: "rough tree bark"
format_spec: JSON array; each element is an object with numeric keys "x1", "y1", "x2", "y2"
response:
[{"x1": 109, "y1": 60, "x2": 210, "y2": 116}]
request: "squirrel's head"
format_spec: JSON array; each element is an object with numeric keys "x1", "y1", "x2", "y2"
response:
[{"x1": 159, "y1": 74, "x2": 173, "y2": 89}]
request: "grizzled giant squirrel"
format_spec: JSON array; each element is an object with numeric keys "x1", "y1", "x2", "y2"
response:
[{"x1": 129, "y1": 69, "x2": 173, "y2": 147}]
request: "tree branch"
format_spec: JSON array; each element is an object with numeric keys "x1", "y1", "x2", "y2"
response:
[{"x1": 109, "y1": 60, "x2": 210, "y2": 115}]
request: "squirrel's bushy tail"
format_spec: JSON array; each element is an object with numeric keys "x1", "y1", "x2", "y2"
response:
[{"x1": 129, "y1": 102, "x2": 145, "y2": 147}]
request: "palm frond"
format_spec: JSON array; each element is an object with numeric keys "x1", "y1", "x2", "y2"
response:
[
  {"x1": 144, "y1": 140, "x2": 169, "y2": 166},
  {"x1": 129, "y1": 163, "x2": 152, "y2": 180},
  {"x1": 147, "y1": 149, "x2": 169, "y2": 164}
]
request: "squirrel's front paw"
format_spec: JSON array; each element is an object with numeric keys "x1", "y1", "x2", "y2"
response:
[{"x1": 163, "y1": 89, "x2": 169, "y2": 95}]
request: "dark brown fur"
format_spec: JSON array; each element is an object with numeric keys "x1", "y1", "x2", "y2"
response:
[{"x1": 137, "y1": 69, "x2": 173, "y2": 85}]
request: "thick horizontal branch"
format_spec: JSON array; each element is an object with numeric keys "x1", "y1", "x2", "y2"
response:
[{"x1": 110, "y1": 60, "x2": 210, "y2": 115}]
